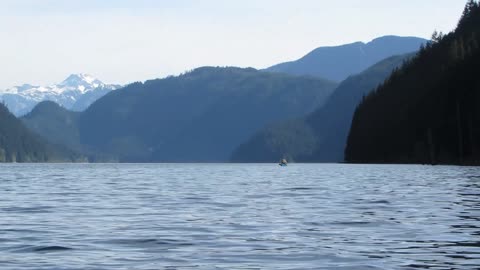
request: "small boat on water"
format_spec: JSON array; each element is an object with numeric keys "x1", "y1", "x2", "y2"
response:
[{"x1": 279, "y1": 158, "x2": 288, "y2": 166}]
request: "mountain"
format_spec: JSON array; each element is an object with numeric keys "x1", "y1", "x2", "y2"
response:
[
  {"x1": 0, "y1": 74, "x2": 120, "y2": 116},
  {"x1": 231, "y1": 53, "x2": 414, "y2": 163},
  {"x1": 345, "y1": 1, "x2": 480, "y2": 165},
  {"x1": 0, "y1": 102, "x2": 82, "y2": 162},
  {"x1": 78, "y1": 67, "x2": 337, "y2": 162},
  {"x1": 266, "y1": 35, "x2": 426, "y2": 82},
  {"x1": 22, "y1": 67, "x2": 335, "y2": 162},
  {"x1": 22, "y1": 101, "x2": 81, "y2": 151},
  {"x1": 230, "y1": 118, "x2": 318, "y2": 163},
  {"x1": 21, "y1": 101, "x2": 115, "y2": 162}
]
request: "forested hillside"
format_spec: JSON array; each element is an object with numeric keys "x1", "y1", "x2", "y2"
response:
[
  {"x1": 24, "y1": 67, "x2": 337, "y2": 162},
  {"x1": 232, "y1": 54, "x2": 413, "y2": 162},
  {"x1": 79, "y1": 67, "x2": 337, "y2": 162},
  {"x1": 0, "y1": 102, "x2": 81, "y2": 162},
  {"x1": 22, "y1": 101, "x2": 81, "y2": 151},
  {"x1": 345, "y1": 1, "x2": 480, "y2": 165}
]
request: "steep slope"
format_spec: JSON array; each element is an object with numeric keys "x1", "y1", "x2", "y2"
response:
[
  {"x1": 231, "y1": 53, "x2": 413, "y2": 162},
  {"x1": 231, "y1": 119, "x2": 317, "y2": 163},
  {"x1": 22, "y1": 101, "x2": 81, "y2": 150},
  {"x1": 0, "y1": 103, "x2": 80, "y2": 162},
  {"x1": 0, "y1": 74, "x2": 119, "y2": 116},
  {"x1": 345, "y1": 1, "x2": 480, "y2": 165},
  {"x1": 267, "y1": 35, "x2": 425, "y2": 82},
  {"x1": 78, "y1": 67, "x2": 337, "y2": 162},
  {"x1": 21, "y1": 101, "x2": 117, "y2": 162},
  {"x1": 305, "y1": 53, "x2": 415, "y2": 162}
]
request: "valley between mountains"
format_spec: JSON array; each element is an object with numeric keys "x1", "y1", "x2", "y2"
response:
[{"x1": 2, "y1": 19, "x2": 479, "y2": 165}]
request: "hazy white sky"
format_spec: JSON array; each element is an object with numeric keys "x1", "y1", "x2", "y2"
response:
[{"x1": 0, "y1": 0, "x2": 467, "y2": 88}]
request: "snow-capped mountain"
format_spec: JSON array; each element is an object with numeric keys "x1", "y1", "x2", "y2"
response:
[{"x1": 0, "y1": 74, "x2": 121, "y2": 116}]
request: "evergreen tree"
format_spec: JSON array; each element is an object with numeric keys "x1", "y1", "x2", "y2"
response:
[{"x1": 345, "y1": 1, "x2": 480, "y2": 165}]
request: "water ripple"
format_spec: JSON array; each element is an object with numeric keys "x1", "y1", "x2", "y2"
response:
[{"x1": 0, "y1": 163, "x2": 479, "y2": 269}]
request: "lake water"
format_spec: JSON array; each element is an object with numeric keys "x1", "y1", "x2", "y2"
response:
[{"x1": 0, "y1": 164, "x2": 479, "y2": 269}]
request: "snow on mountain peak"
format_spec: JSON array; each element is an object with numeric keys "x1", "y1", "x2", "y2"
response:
[
  {"x1": 60, "y1": 73, "x2": 104, "y2": 88},
  {"x1": 0, "y1": 74, "x2": 120, "y2": 116}
]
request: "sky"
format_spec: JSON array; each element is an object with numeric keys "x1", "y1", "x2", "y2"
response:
[{"x1": 0, "y1": 0, "x2": 468, "y2": 89}]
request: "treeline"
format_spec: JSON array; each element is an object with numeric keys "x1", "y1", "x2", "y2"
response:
[
  {"x1": 0, "y1": 102, "x2": 82, "y2": 162},
  {"x1": 231, "y1": 54, "x2": 413, "y2": 162},
  {"x1": 345, "y1": 0, "x2": 480, "y2": 165},
  {"x1": 23, "y1": 67, "x2": 337, "y2": 162}
]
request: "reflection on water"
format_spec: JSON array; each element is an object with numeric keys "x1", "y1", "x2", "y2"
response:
[{"x1": 0, "y1": 163, "x2": 479, "y2": 269}]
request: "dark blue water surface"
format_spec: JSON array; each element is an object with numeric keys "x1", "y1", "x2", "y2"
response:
[{"x1": 0, "y1": 163, "x2": 479, "y2": 269}]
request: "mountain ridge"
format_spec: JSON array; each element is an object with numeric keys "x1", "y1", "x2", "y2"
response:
[
  {"x1": 231, "y1": 53, "x2": 415, "y2": 163},
  {"x1": 0, "y1": 102, "x2": 83, "y2": 162},
  {"x1": 266, "y1": 35, "x2": 426, "y2": 82},
  {"x1": 22, "y1": 67, "x2": 337, "y2": 162},
  {"x1": 345, "y1": 1, "x2": 480, "y2": 165},
  {"x1": 0, "y1": 74, "x2": 120, "y2": 116}
]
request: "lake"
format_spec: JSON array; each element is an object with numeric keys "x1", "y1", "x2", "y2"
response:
[{"x1": 0, "y1": 163, "x2": 479, "y2": 269}]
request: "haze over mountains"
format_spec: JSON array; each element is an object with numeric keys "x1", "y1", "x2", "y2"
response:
[
  {"x1": 14, "y1": 35, "x2": 426, "y2": 163},
  {"x1": 6, "y1": 28, "x2": 476, "y2": 164},
  {"x1": 23, "y1": 67, "x2": 337, "y2": 162},
  {"x1": 0, "y1": 74, "x2": 119, "y2": 116},
  {"x1": 266, "y1": 36, "x2": 426, "y2": 82},
  {"x1": 232, "y1": 53, "x2": 414, "y2": 162}
]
